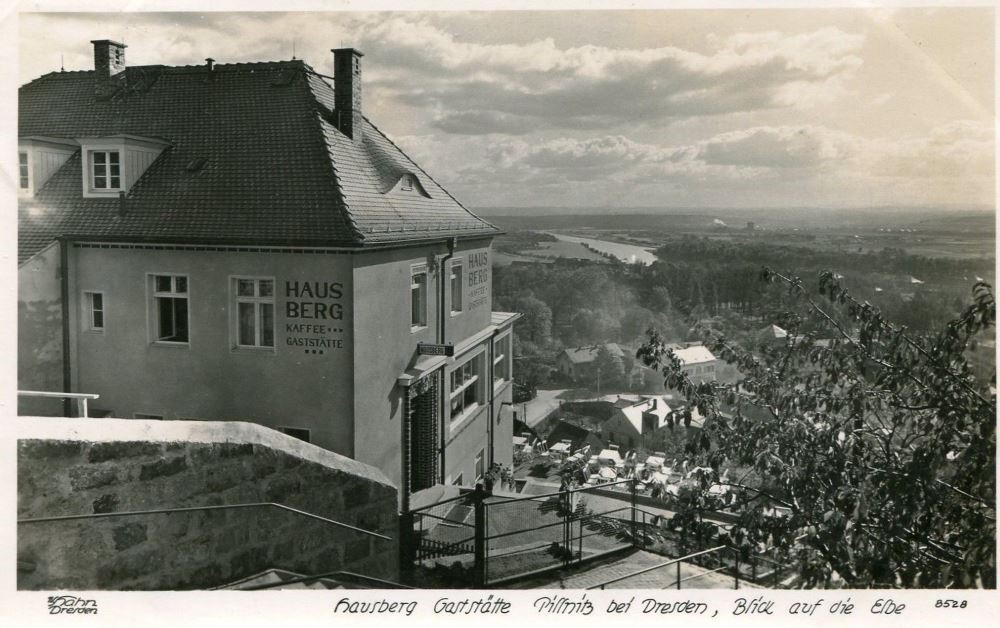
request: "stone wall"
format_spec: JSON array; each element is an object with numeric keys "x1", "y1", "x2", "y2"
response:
[{"x1": 17, "y1": 418, "x2": 398, "y2": 590}]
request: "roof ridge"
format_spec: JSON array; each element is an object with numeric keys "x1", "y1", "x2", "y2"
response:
[{"x1": 311, "y1": 112, "x2": 366, "y2": 244}]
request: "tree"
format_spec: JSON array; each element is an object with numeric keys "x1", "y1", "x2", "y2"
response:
[
  {"x1": 589, "y1": 344, "x2": 625, "y2": 393},
  {"x1": 514, "y1": 295, "x2": 553, "y2": 346},
  {"x1": 637, "y1": 270, "x2": 996, "y2": 588}
]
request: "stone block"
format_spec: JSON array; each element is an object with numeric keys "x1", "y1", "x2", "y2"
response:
[
  {"x1": 183, "y1": 563, "x2": 224, "y2": 589},
  {"x1": 19, "y1": 440, "x2": 84, "y2": 460},
  {"x1": 342, "y1": 480, "x2": 370, "y2": 507},
  {"x1": 69, "y1": 465, "x2": 119, "y2": 491},
  {"x1": 112, "y1": 522, "x2": 148, "y2": 551},
  {"x1": 164, "y1": 513, "x2": 191, "y2": 539},
  {"x1": 92, "y1": 493, "x2": 120, "y2": 514},
  {"x1": 138, "y1": 456, "x2": 188, "y2": 481},
  {"x1": 229, "y1": 547, "x2": 269, "y2": 578},
  {"x1": 96, "y1": 548, "x2": 163, "y2": 587},
  {"x1": 218, "y1": 443, "x2": 254, "y2": 458},
  {"x1": 309, "y1": 546, "x2": 343, "y2": 574},
  {"x1": 268, "y1": 539, "x2": 297, "y2": 563},
  {"x1": 205, "y1": 468, "x2": 241, "y2": 493},
  {"x1": 88, "y1": 441, "x2": 163, "y2": 463},
  {"x1": 252, "y1": 461, "x2": 278, "y2": 480},
  {"x1": 264, "y1": 477, "x2": 300, "y2": 502},
  {"x1": 217, "y1": 524, "x2": 252, "y2": 554},
  {"x1": 344, "y1": 537, "x2": 372, "y2": 563}
]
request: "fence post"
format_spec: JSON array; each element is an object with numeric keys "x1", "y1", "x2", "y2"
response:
[
  {"x1": 735, "y1": 553, "x2": 740, "y2": 590},
  {"x1": 752, "y1": 554, "x2": 757, "y2": 582},
  {"x1": 630, "y1": 478, "x2": 637, "y2": 547},
  {"x1": 473, "y1": 484, "x2": 487, "y2": 587},
  {"x1": 398, "y1": 510, "x2": 415, "y2": 585},
  {"x1": 676, "y1": 560, "x2": 681, "y2": 590}
]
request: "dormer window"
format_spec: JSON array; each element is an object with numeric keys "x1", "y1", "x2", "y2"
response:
[
  {"x1": 77, "y1": 134, "x2": 170, "y2": 199},
  {"x1": 18, "y1": 137, "x2": 79, "y2": 197},
  {"x1": 401, "y1": 175, "x2": 413, "y2": 191},
  {"x1": 91, "y1": 150, "x2": 121, "y2": 190},
  {"x1": 18, "y1": 152, "x2": 29, "y2": 189}
]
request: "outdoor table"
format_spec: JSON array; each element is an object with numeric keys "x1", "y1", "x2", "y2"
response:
[
  {"x1": 512, "y1": 436, "x2": 528, "y2": 447},
  {"x1": 645, "y1": 455, "x2": 665, "y2": 470},
  {"x1": 598, "y1": 466, "x2": 617, "y2": 480},
  {"x1": 598, "y1": 449, "x2": 624, "y2": 466},
  {"x1": 550, "y1": 442, "x2": 571, "y2": 455}
]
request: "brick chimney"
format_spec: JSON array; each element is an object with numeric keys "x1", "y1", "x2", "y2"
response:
[
  {"x1": 91, "y1": 39, "x2": 127, "y2": 98},
  {"x1": 332, "y1": 48, "x2": 364, "y2": 142}
]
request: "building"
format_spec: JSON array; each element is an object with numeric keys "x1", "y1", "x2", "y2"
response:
[
  {"x1": 600, "y1": 395, "x2": 671, "y2": 449},
  {"x1": 544, "y1": 420, "x2": 606, "y2": 454},
  {"x1": 757, "y1": 324, "x2": 788, "y2": 347},
  {"x1": 17, "y1": 40, "x2": 519, "y2": 507},
  {"x1": 674, "y1": 345, "x2": 718, "y2": 384},
  {"x1": 556, "y1": 342, "x2": 625, "y2": 380}
]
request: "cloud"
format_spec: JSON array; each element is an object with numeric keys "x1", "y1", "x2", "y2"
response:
[
  {"x1": 395, "y1": 118, "x2": 993, "y2": 208},
  {"x1": 354, "y1": 17, "x2": 865, "y2": 134},
  {"x1": 695, "y1": 126, "x2": 858, "y2": 168}
]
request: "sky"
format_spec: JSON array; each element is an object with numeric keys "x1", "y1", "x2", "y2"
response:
[{"x1": 17, "y1": 8, "x2": 997, "y2": 211}]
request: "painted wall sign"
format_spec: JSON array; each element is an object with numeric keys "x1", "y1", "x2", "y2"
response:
[
  {"x1": 283, "y1": 280, "x2": 346, "y2": 354},
  {"x1": 467, "y1": 251, "x2": 490, "y2": 310}
]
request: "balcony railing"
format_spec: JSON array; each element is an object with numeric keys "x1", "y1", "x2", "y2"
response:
[{"x1": 18, "y1": 390, "x2": 100, "y2": 418}]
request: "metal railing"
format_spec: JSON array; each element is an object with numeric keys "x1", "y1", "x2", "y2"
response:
[
  {"x1": 18, "y1": 501, "x2": 393, "y2": 541},
  {"x1": 587, "y1": 545, "x2": 729, "y2": 589},
  {"x1": 18, "y1": 390, "x2": 100, "y2": 418}
]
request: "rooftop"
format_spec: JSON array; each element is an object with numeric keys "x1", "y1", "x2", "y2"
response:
[
  {"x1": 674, "y1": 345, "x2": 716, "y2": 366},
  {"x1": 561, "y1": 343, "x2": 625, "y2": 365},
  {"x1": 18, "y1": 57, "x2": 499, "y2": 264}
]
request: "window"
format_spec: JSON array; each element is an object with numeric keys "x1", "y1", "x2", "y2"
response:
[
  {"x1": 18, "y1": 152, "x2": 29, "y2": 189},
  {"x1": 450, "y1": 353, "x2": 483, "y2": 421},
  {"x1": 401, "y1": 175, "x2": 413, "y2": 191},
  {"x1": 493, "y1": 335, "x2": 510, "y2": 386},
  {"x1": 91, "y1": 150, "x2": 121, "y2": 190},
  {"x1": 450, "y1": 259, "x2": 463, "y2": 314},
  {"x1": 233, "y1": 278, "x2": 274, "y2": 348},
  {"x1": 280, "y1": 427, "x2": 311, "y2": 443},
  {"x1": 453, "y1": 474, "x2": 464, "y2": 486},
  {"x1": 152, "y1": 274, "x2": 188, "y2": 343},
  {"x1": 475, "y1": 449, "x2": 485, "y2": 481},
  {"x1": 410, "y1": 265, "x2": 427, "y2": 329},
  {"x1": 84, "y1": 292, "x2": 104, "y2": 331}
]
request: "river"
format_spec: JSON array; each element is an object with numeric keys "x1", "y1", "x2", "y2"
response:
[{"x1": 546, "y1": 232, "x2": 658, "y2": 266}]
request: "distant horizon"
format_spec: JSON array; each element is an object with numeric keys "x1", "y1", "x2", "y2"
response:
[{"x1": 475, "y1": 204, "x2": 997, "y2": 216}]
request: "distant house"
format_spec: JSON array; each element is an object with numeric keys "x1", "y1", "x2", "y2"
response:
[
  {"x1": 602, "y1": 396, "x2": 707, "y2": 451},
  {"x1": 600, "y1": 396, "x2": 672, "y2": 449},
  {"x1": 556, "y1": 343, "x2": 625, "y2": 380},
  {"x1": 757, "y1": 324, "x2": 788, "y2": 346},
  {"x1": 544, "y1": 420, "x2": 606, "y2": 453},
  {"x1": 674, "y1": 345, "x2": 718, "y2": 384}
]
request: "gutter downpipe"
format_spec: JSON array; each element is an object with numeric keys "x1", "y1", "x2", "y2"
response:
[
  {"x1": 59, "y1": 238, "x2": 72, "y2": 417},
  {"x1": 438, "y1": 238, "x2": 457, "y2": 484}
]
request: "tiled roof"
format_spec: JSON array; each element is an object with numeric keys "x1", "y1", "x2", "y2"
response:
[
  {"x1": 674, "y1": 345, "x2": 716, "y2": 366},
  {"x1": 618, "y1": 396, "x2": 673, "y2": 434},
  {"x1": 18, "y1": 61, "x2": 498, "y2": 264},
  {"x1": 561, "y1": 343, "x2": 625, "y2": 365}
]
